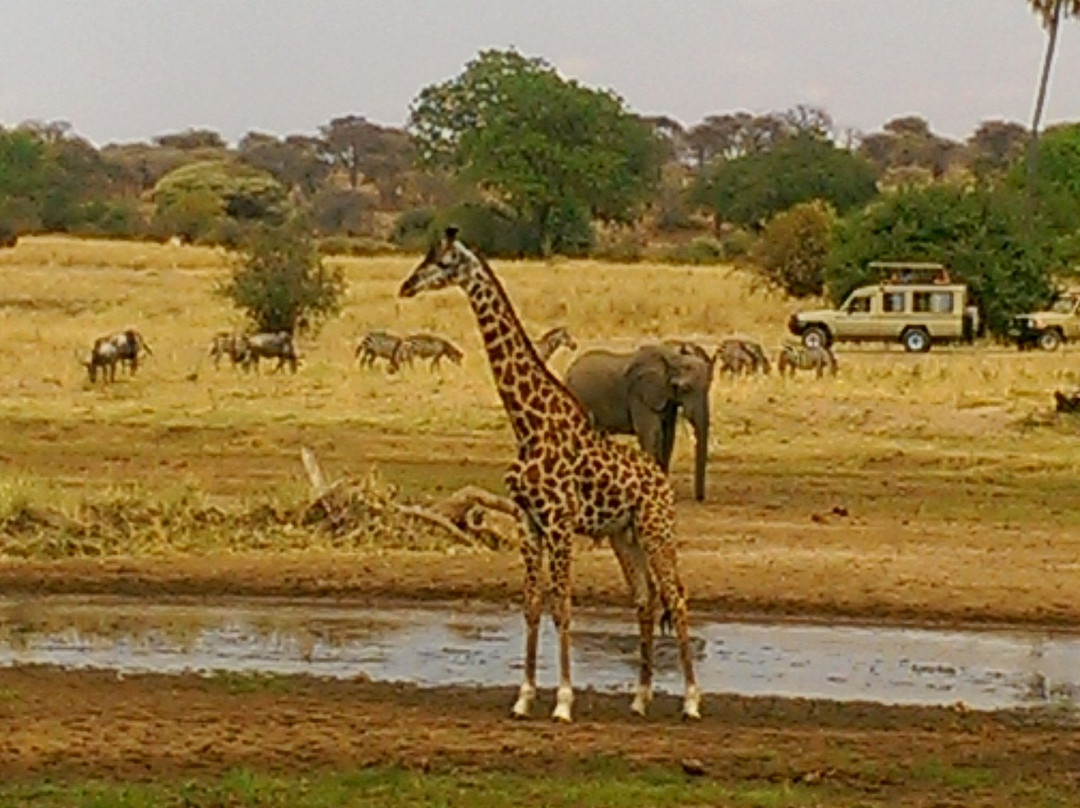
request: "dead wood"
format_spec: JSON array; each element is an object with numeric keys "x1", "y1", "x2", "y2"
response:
[{"x1": 298, "y1": 447, "x2": 522, "y2": 549}]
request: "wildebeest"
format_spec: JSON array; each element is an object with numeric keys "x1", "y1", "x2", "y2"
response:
[
  {"x1": 777, "y1": 342, "x2": 838, "y2": 378},
  {"x1": 209, "y1": 331, "x2": 251, "y2": 369},
  {"x1": 394, "y1": 333, "x2": 464, "y2": 371},
  {"x1": 715, "y1": 336, "x2": 770, "y2": 376},
  {"x1": 245, "y1": 331, "x2": 299, "y2": 373},
  {"x1": 79, "y1": 338, "x2": 121, "y2": 384},
  {"x1": 104, "y1": 329, "x2": 152, "y2": 375},
  {"x1": 355, "y1": 330, "x2": 403, "y2": 371}
]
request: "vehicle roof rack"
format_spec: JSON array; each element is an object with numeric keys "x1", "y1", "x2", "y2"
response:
[{"x1": 867, "y1": 261, "x2": 946, "y2": 270}]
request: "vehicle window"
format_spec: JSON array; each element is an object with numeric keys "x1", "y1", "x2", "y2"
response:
[
  {"x1": 846, "y1": 295, "x2": 871, "y2": 313},
  {"x1": 913, "y1": 291, "x2": 953, "y2": 313},
  {"x1": 883, "y1": 292, "x2": 906, "y2": 313}
]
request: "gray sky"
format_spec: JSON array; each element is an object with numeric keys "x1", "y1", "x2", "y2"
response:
[{"x1": 2, "y1": 1, "x2": 1078, "y2": 146}]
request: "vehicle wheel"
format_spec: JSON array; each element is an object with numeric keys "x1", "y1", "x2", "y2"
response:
[
  {"x1": 901, "y1": 328, "x2": 931, "y2": 353},
  {"x1": 802, "y1": 327, "x2": 828, "y2": 350},
  {"x1": 1038, "y1": 330, "x2": 1063, "y2": 352}
]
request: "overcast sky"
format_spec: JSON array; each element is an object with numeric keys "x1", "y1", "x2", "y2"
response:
[{"x1": 2, "y1": 0, "x2": 1078, "y2": 147}]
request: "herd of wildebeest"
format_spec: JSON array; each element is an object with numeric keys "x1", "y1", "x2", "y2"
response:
[{"x1": 78, "y1": 325, "x2": 838, "y2": 383}]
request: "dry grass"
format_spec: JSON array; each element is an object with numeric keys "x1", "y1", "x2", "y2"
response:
[{"x1": 0, "y1": 235, "x2": 1076, "y2": 449}]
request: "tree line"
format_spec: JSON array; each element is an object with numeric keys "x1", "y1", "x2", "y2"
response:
[{"x1": 2, "y1": 45, "x2": 1080, "y2": 336}]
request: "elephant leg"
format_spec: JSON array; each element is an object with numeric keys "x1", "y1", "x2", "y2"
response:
[{"x1": 658, "y1": 409, "x2": 677, "y2": 474}]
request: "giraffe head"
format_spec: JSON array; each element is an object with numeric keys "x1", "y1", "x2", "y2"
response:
[{"x1": 399, "y1": 227, "x2": 477, "y2": 298}]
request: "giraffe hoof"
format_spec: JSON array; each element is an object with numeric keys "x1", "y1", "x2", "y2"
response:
[
  {"x1": 682, "y1": 685, "x2": 702, "y2": 721},
  {"x1": 630, "y1": 686, "x2": 652, "y2": 718},
  {"x1": 551, "y1": 707, "x2": 573, "y2": 724}
]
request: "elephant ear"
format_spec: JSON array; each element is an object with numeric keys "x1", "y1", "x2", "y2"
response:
[{"x1": 627, "y1": 347, "x2": 672, "y2": 412}]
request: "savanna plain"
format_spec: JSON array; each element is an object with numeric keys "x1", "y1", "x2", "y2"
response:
[{"x1": 0, "y1": 237, "x2": 1078, "y2": 806}]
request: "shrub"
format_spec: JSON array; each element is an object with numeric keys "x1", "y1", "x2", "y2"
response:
[
  {"x1": 217, "y1": 221, "x2": 347, "y2": 335},
  {"x1": 752, "y1": 201, "x2": 835, "y2": 297},
  {"x1": 316, "y1": 235, "x2": 400, "y2": 257},
  {"x1": 658, "y1": 236, "x2": 726, "y2": 266},
  {"x1": 391, "y1": 207, "x2": 436, "y2": 250}
]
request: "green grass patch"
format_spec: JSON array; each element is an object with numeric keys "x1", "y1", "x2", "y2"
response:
[{"x1": 0, "y1": 766, "x2": 827, "y2": 808}]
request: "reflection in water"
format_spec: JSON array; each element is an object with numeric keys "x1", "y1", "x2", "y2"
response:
[{"x1": 1, "y1": 596, "x2": 1078, "y2": 711}]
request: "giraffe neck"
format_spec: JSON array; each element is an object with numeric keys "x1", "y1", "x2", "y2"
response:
[{"x1": 462, "y1": 259, "x2": 590, "y2": 443}]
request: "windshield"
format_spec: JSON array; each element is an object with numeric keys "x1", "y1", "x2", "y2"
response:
[{"x1": 1050, "y1": 296, "x2": 1078, "y2": 314}]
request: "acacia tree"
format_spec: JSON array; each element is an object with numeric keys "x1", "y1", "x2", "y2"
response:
[
  {"x1": 408, "y1": 49, "x2": 661, "y2": 256},
  {"x1": 1026, "y1": 1, "x2": 1080, "y2": 198}
]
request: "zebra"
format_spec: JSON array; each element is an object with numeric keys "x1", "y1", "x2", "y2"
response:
[
  {"x1": 534, "y1": 326, "x2": 578, "y2": 363},
  {"x1": 355, "y1": 330, "x2": 403, "y2": 371},
  {"x1": 209, "y1": 331, "x2": 251, "y2": 370},
  {"x1": 777, "y1": 343, "x2": 838, "y2": 378},
  {"x1": 395, "y1": 333, "x2": 464, "y2": 371}
]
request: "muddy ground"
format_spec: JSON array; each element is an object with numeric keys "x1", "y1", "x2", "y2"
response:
[{"x1": 1, "y1": 665, "x2": 1078, "y2": 804}]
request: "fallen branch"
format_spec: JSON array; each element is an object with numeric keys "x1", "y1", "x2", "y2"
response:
[{"x1": 298, "y1": 447, "x2": 522, "y2": 549}]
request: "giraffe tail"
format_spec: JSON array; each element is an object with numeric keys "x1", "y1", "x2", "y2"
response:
[{"x1": 659, "y1": 609, "x2": 674, "y2": 636}]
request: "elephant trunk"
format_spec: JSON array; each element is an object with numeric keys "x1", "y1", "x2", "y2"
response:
[{"x1": 688, "y1": 398, "x2": 709, "y2": 502}]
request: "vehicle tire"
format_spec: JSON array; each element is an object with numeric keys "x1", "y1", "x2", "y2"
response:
[
  {"x1": 901, "y1": 328, "x2": 931, "y2": 353},
  {"x1": 1037, "y1": 329, "x2": 1063, "y2": 352},
  {"x1": 802, "y1": 327, "x2": 828, "y2": 350}
]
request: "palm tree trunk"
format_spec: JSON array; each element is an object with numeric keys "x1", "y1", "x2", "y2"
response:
[{"x1": 1027, "y1": 0, "x2": 1064, "y2": 202}]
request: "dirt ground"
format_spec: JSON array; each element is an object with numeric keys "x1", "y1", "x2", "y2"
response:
[
  {"x1": 2, "y1": 418, "x2": 1079, "y2": 628},
  {"x1": 1, "y1": 665, "x2": 1077, "y2": 805}
]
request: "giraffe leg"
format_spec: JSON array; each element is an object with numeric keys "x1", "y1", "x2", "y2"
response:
[
  {"x1": 546, "y1": 525, "x2": 576, "y2": 723},
  {"x1": 609, "y1": 529, "x2": 657, "y2": 718},
  {"x1": 512, "y1": 530, "x2": 544, "y2": 719},
  {"x1": 640, "y1": 517, "x2": 701, "y2": 720}
]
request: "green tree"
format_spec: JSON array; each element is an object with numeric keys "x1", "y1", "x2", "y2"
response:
[
  {"x1": 826, "y1": 184, "x2": 1058, "y2": 336},
  {"x1": 693, "y1": 132, "x2": 878, "y2": 230},
  {"x1": 752, "y1": 200, "x2": 835, "y2": 297},
  {"x1": 217, "y1": 221, "x2": 347, "y2": 335},
  {"x1": 1025, "y1": 1, "x2": 1080, "y2": 199},
  {"x1": 408, "y1": 49, "x2": 661, "y2": 256},
  {"x1": 153, "y1": 161, "x2": 289, "y2": 241}
]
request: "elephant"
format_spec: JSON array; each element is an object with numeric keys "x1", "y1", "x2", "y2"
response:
[{"x1": 564, "y1": 342, "x2": 714, "y2": 501}]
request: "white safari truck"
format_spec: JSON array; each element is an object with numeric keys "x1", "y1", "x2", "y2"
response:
[{"x1": 788, "y1": 262, "x2": 980, "y2": 353}]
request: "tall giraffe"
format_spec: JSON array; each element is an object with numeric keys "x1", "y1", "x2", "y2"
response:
[{"x1": 400, "y1": 228, "x2": 700, "y2": 722}]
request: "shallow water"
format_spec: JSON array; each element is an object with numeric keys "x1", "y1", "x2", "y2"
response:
[{"x1": 1, "y1": 595, "x2": 1077, "y2": 710}]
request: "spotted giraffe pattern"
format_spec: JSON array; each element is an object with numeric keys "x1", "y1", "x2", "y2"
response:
[{"x1": 399, "y1": 228, "x2": 700, "y2": 722}]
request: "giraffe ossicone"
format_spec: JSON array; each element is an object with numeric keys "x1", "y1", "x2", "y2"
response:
[{"x1": 400, "y1": 228, "x2": 700, "y2": 722}]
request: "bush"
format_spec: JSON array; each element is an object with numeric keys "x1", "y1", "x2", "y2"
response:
[
  {"x1": 217, "y1": 221, "x2": 347, "y2": 335},
  {"x1": 658, "y1": 236, "x2": 725, "y2": 266},
  {"x1": 391, "y1": 207, "x2": 436, "y2": 250},
  {"x1": 826, "y1": 184, "x2": 1057, "y2": 337},
  {"x1": 752, "y1": 201, "x2": 835, "y2": 297},
  {"x1": 316, "y1": 235, "x2": 400, "y2": 257}
]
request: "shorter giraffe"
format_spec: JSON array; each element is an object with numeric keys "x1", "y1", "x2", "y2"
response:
[
  {"x1": 534, "y1": 326, "x2": 578, "y2": 363},
  {"x1": 400, "y1": 228, "x2": 700, "y2": 722}
]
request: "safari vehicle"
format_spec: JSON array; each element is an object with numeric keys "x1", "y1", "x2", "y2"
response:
[
  {"x1": 1010, "y1": 290, "x2": 1080, "y2": 351},
  {"x1": 787, "y1": 262, "x2": 979, "y2": 353}
]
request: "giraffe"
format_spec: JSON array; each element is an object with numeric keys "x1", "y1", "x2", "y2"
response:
[{"x1": 399, "y1": 227, "x2": 700, "y2": 722}]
